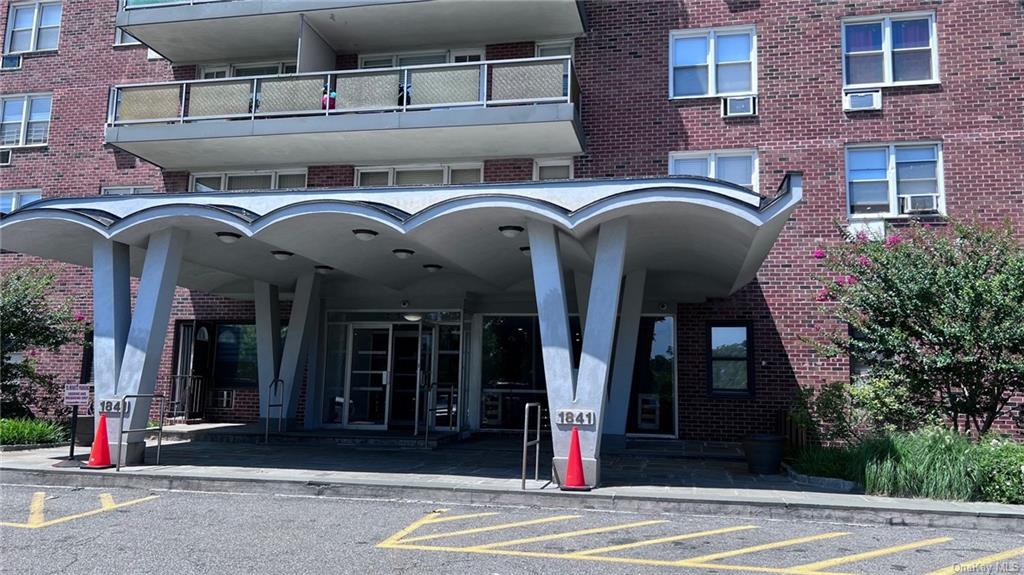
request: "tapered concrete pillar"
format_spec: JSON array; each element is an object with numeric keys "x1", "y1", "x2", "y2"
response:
[
  {"x1": 92, "y1": 239, "x2": 131, "y2": 452},
  {"x1": 529, "y1": 218, "x2": 628, "y2": 487},
  {"x1": 112, "y1": 228, "x2": 187, "y2": 465},
  {"x1": 573, "y1": 271, "x2": 591, "y2": 331},
  {"x1": 254, "y1": 281, "x2": 282, "y2": 422},
  {"x1": 279, "y1": 271, "x2": 320, "y2": 425},
  {"x1": 604, "y1": 268, "x2": 646, "y2": 448}
]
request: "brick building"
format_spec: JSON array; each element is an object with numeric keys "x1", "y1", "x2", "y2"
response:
[{"x1": 1, "y1": 0, "x2": 1022, "y2": 485}]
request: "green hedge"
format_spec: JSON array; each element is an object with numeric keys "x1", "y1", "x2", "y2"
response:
[
  {"x1": 793, "y1": 427, "x2": 1024, "y2": 504},
  {"x1": 0, "y1": 418, "x2": 68, "y2": 446}
]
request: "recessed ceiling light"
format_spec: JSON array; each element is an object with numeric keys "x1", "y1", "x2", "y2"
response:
[
  {"x1": 402, "y1": 313, "x2": 423, "y2": 322},
  {"x1": 392, "y1": 249, "x2": 415, "y2": 259},
  {"x1": 520, "y1": 246, "x2": 531, "y2": 256},
  {"x1": 423, "y1": 264, "x2": 443, "y2": 273},
  {"x1": 271, "y1": 250, "x2": 294, "y2": 261},
  {"x1": 314, "y1": 265, "x2": 333, "y2": 275},
  {"x1": 216, "y1": 232, "x2": 242, "y2": 244},
  {"x1": 499, "y1": 225, "x2": 524, "y2": 238},
  {"x1": 353, "y1": 229, "x2": 378, "y2": 241}
]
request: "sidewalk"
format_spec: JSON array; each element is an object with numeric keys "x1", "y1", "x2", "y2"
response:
[{"x1": 2, "y1": 438, "x2": 1021, "y2": 533}]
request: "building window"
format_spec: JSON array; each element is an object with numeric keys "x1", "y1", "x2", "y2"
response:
[
  {"x1": 212, "y1": 324, "x2": 258, "y2": 388},
  {"x1": 1, "y1": 94, "x2": 51, "y2": 147},
  {"x1": 101, "y1": 186, "x2": 153, "y2": 196},
  {"x1": 114, "y1": 29, "x2": 141, "y2": 46},
  {"x1": 190, "y1": 170, "x2": 307, "y2": 192},
  {"x1": 210, "y1": 389, "x2": 235, "y2": 409},
  {"x1": 669, "y1": 150, "x2": 758, "y2": 191},
  {"x1": 708, "y1": 323, "x2": 752, "y2": 395},
  {"x1": 846, "y1": 143, "x2": 943, "y2": 217},
  {"x1": 0, "y1": 189, "x2": 42, "y2": 213},
  {"x1": 843, "y1": 13, "x2": 937, "y2": 88},
  {"x1": 533, "y1": 159, "x2": 573, "y2": 181},
  {"x1": 355, "y1": 164, "x2": 483, "y2": 187},
  {"x1": 670, "y1": 27, "x2": 756, "y2": 98},
  {"x1": 5, "y1": 1, "x2": 61, "y2": 54}
]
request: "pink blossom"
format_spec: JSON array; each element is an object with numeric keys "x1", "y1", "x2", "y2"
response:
[
  {"x1": 816, "y1": 287, "x2": 831, "y2": 302},
  {"x1": 845, "y1": 275, "x2": 858, "y2": 285},
  {"x1": 812, "y1": 248, "x2": 826, "y2": 259},
  {"x1": 855, "y1": 230, "x2": 869, "y2": 242},
  {"x1": 74, "y1": 312, "x2": 85, "y2": 322},
  {"x1": 884, "y1": 234, "x2": 903, "y2": 249},
  {"x1": 27, "y1": 350, "x2": 38, "y2": 357},
  {"x1": 857, "y1": 255, "x2": 873, "y2": 267}
]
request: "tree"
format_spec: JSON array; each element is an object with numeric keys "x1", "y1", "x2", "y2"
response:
[
  {"x1": 0, "y1": 266, "x2": 83, "y2": 417},
  {"x1": 810, "y1": 220, "x2": 1024, "y2": 436}
]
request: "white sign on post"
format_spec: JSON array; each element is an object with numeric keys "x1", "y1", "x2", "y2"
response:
[{"x1": 63, "y1": 384, "x2": 90, "y2": 407}]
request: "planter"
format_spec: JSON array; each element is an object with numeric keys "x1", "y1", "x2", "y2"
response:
[{"x1": 744, "y1": 433, "x2": 785, "y2": 475}]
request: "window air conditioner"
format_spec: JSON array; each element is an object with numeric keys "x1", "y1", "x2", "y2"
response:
[
  {"x1": 901, "y1": 195, "x2": 939, "y2": 214},
  {"x1": 1, "y1": 54, "x2": 22, "y2": 70},
  {"x1": 721, "y1": 95, "x2": 757, "y2": 118},
  {"x1": 843, "y1": 89, "x2": 882, "y2": 112}
]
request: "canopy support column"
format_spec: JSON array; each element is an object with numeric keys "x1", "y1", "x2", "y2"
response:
[
  {"x1": 254, "y1": 281, "x2": 282, "y2": 423},
  {"x1": 603, "y1": 268, "x2": 646, "y2": 448},
  {"x1": 279, "y1": 271, "x2": 320, "y2": 426},
  {"x1": 91, "y1": 239, "x2": 131, "y2": 450}
]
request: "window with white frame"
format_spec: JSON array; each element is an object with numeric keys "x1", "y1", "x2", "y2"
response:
[
  {"x1": 114, "y1": 29, "x2": 141, "y2": 47},
  {"x1": 1, "y1": 94, "x2": 51, "y2": 147},
  {"x1": 355, "y1": 164, "x2": 483, "y2": 187},
  {"x1": 846, "y1": 143, "x2": 943, "y2": 217},
  {"x1": 669, "y1": 27, "x2": 756, "y2": 98},
  {"x1": 5, "y1": 1, "x2": 61, "y2": 54},
  {"x1": 190, "y1": 170, "x2": 307, "y2": 192},
  {"x1": 533, "y1": 159, "x2": 573, "y2": 181},
  {"x1": 101, "y1": 186, "x2": 153, "y2": 196},
  {"x1": 669, "y1": 150, "x2": 758, "y2": 190},
  {"x1": 843, "y1": 13, "x2": 937, "y2": 88},
  {"x1": 0, "y1": 189, "x2": 42, "y2": 213}
]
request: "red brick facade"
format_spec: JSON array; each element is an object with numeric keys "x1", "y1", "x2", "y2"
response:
[{"x1": 2, "y1": 1, "x2": 1022, "y2": 438}]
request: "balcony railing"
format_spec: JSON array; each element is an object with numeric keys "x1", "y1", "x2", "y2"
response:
[
  {"x1": 123, "y1": 0, "x2": 234, "y2": 8},
  {"x1": 108, "y1": 56, "x2": 578, "y2": 126}
]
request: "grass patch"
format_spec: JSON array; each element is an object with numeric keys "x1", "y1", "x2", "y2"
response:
[
  {"x1": 792, "y1": 427, "x2": 1024, "y2": 504},
  {"x1": 0, "y1": 418, "x2": 68, "y2": 446}
]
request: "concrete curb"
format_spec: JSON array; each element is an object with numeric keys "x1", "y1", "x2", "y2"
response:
[
  {"x1": 782, "y1": 462, "x2": 861, "y2": 493},
  {"x1": 2, "y1": 466, "x2": 1022, "y2": 534}
]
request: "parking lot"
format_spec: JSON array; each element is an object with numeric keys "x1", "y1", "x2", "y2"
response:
[{"x1": 2, "y1": 483, "x2": 1022, "y2": 574}]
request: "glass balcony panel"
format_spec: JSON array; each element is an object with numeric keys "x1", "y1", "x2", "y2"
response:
[
  {"x1": 117, "y1": 85, "x2": 181, "y2": 121},
  {"x1": 259, "y1": 76, "x2": 324, "y2": 114},
  {"x1": 490, "y1": 60, "x2": 565, "y2": 102},
  {"x1": 408, "y1": 67, "x2": 481, "y2": 107},
  {"x1": 335, "y1": 71, "x2": 402, "y2": 110},
  {"x1": 189, "y1": 80, "x2": 252, "y2": 117}
]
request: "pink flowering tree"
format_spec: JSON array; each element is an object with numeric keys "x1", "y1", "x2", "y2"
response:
[
  {"x1": 1, "y1": 266, "x2": 84, "y2": 417},
  {"x1": 810, "y1": 221, "x2": 1024, "y2": 436}
]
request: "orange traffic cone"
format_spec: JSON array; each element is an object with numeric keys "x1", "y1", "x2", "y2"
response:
[
  {"x1": 81, "y1": 414, "x2": 115, "y2": 469},
  {"x1": 560, "y1": 426, "x2": 591, "y2": 491}
]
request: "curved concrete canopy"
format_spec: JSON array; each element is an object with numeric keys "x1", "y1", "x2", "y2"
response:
[{"x1": 0, "y1": 176, "x2": 802, "y2": 300}]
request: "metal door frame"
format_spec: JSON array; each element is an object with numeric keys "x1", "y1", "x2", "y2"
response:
[{"x1": 342, "y1": 323, "x2": 393, "y2": 429}]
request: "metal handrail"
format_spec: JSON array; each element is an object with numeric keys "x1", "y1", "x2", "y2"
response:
[
  {"x1": 521, "y1": 402, "x2": 542, "y2": 490},
  {"x1": 116, "y1": 393, "x2": 166, "y2": 471},
  {"x1": 107, "y1": 55, "x2": 576, "y2": 126},
  {"x1": 265, "y1": 377, "x2": 284, "y2": 443}
]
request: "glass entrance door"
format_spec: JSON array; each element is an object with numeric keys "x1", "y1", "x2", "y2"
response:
[
  {"x1": 344, "y1": 326, "x2": 392, "y2": 428},
  {"x1": 389, "y1": 324, "x2": 431, "y2": 428}
]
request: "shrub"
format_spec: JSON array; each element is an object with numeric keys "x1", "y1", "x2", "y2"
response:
[
  {"x1": 0, "y1": 418, "x2": 68, "y2": 445},
  {"x1": 973, "y1": 438, "x2": 1024, "y2": 505},
  {"x1": 792, "y1": 427, "x2": 1024, "y2": 503}
]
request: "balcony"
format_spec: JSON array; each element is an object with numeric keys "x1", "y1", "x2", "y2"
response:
[
  {"x1": 105, "y1": 57, "x2": 584, "y2": 171},
  {"x1": 116, "y1": 0, "x2": 586, "y2": 64}
]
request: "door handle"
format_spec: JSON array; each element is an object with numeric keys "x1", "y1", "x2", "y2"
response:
[{"x1": 381, "y1": 371, "x2": 389, "y2": 387}]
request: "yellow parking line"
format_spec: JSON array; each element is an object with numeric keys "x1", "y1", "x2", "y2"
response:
[
  {"x1": 27, "y1": 492, "x2": 46, "y2": 527},
  {"x1": 400, "y1": 515, "x2": 580, "y2": 543},
  {"x1": 99, "y1": 494, "x2": 116, "y2": 510},
  {"x1": 0, "y1": 494, "x2": 159, "y2": 529},
  {"x1": 567, "y1": 525, "x2": 760, "y2": 556},
  {"x1": 420, "y1": 512, "x2": 499, "y2": 525},
  {"x1": 926, "y1": 545, "x2": 1024, "y2": 575},
  {"x1": 465, "y1": 519, "x2": 668, "y2": 550},
  {"x1": 679, "y1": 531, "x2": 850, "y2": 564},
  {"x1": 389, "y1": 541, "x2": 850, "y2": 574},
  {"x1": 790, "y1": 536, "x2": 952, "y2": 572}
]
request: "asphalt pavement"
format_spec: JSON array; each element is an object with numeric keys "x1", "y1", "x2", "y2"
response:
[{"x1": 2, "y1": 483, "x2": 1023, "y2": 575}]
